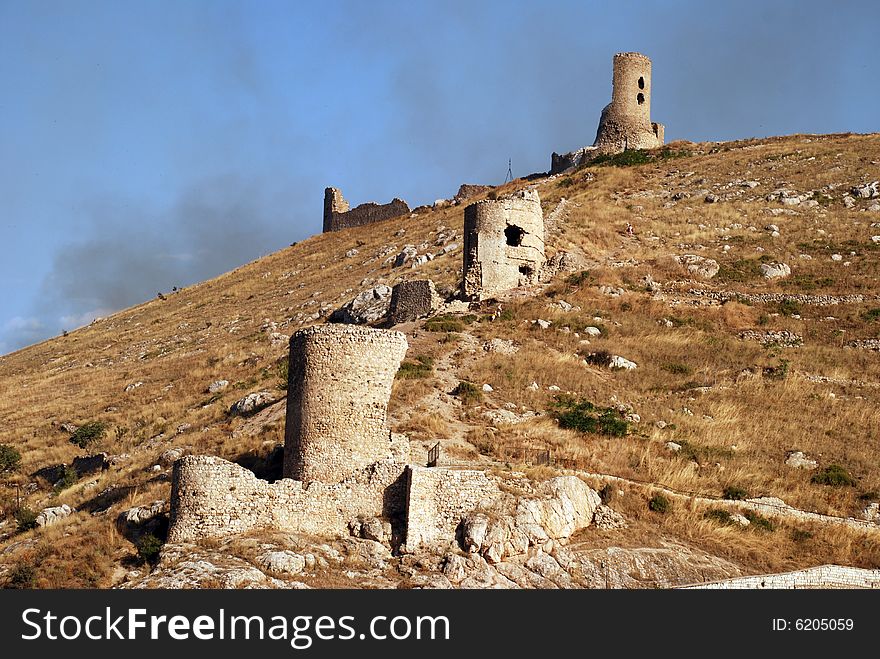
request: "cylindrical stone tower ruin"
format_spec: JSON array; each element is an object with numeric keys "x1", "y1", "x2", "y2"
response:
[
  {"x1": 283, "y1": 324, "x2": 409, "y2": 483},
  {"x1": 594, "y1": 52, "x2": 664, "y2": 153},
  {"x1": 462, "y1": 189, "x2": 545, "y2": 300}
]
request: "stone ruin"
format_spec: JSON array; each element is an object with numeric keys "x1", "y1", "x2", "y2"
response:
[
  {"x1": 167, "y1": 323, "x2": 599, "y2": 558},
  {"x1": 323, "y1": 187, "x2": 411, "y2": 233},
  {"x1": 167, "y1": 324, "x2": 504, "y2": 550},
  {"x1": 388, "y1": 279, "x2": 442, "y2": 325},
  {"x1": 462, "y1": 189, "x2": 546, "y2": 300},
  {"x1": 551, "y1": 51, "x2": 665, "y2": 173}
]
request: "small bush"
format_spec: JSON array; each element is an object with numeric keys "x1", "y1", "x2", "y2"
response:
[
  {"x1": 53, "y1": 465, "x2": 78, "y2": 493},
  {"x1": 716, "y1": 258, "x2": 763, "y2": 283},
  {"x1": 275, "y1": 356, "x2": 289, "y2": 390},
  {"x1": 15, "y1": 506, "x2": 38, "y2": 532},
  {"x1": 660, "y1": 362, "x2": 692, "y2": 376},
  {"x1": 811, "y1": 464, "x2": 857, "y2": 487},
  {"x1": 424, "y1": 315, "x2": 465, "y2": 332},
  {"x1": 137, "y1": 534, "x2": 163, "y2": 564},
  {"x1": 722, "y1": 485, "x2": 750, "y2": 501},
  {"x1": 858, "y1": 491, "x2": 879, "y2": 501},
  {"x1": 862, "y1": 308, "x2": 880, "y2": 322},
  {"x1": 762, "y1": 360, "x2": 789, "y2": 381},
  {"x1": 5, "y1": 562, "x2": 37, "y2": 589},
  {"x1": 396, "y1": 355, "x2": 434, "y2": 380},
  {"x1": 69, "y1": 421, "x2": 107, "y2": 449},
  {"x1": 551, "y1": 396, "x2": 628, "y2": 437},
  {"x1": 676, "y1": 440, "x2": 735, "y2": 464},
  {"x1": 776, "y1": 299, "x2": 801, "y2": 316},
  {"x1": 744, "y1": 511, "x2": 775, "y2": 532},
  {"x1": 704, "y1": 509, "x2": 734, "y2": 525},
  {"x1": 0, "y1": 443, "x2": 22, "y2": 472},
  {"x1": 452, "y1": 381, "x2": 483, "y2": 405},
  {"x1": 565, "y1": 270, "x2": 592, "y2": 287},
  {"x1": 583, "y1": 350, "x2": 612, "y2": 367},
  {"x1": 790, "y1": 529, "x2": 814, "y2": 542},
  {"x1": 648, "y1": 494, "x2": 670, "y2": 514},
  {"x1": 591, "y1": 149, "x2": 651, "y2": 167}
]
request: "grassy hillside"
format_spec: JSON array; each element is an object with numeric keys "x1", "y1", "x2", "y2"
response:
[{"x1": 2, "y1": 132, "x2": 880, "y2": 587}]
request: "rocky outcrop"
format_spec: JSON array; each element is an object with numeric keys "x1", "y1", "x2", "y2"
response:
[
  {"x1": 460, "y1": 476, "x2": 601, "y2": 563},
  {"x1": 328, "y1": 285, "x2": 392, "y2": 324}
]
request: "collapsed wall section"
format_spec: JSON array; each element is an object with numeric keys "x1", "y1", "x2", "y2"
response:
[
  {"x1": 284, "y1": 325, "x2": 408, "y2": 483},
  {"x1": 322, "y1": 187, "x2": 410, "y2": 233},
  {"x1": 167, "y1": 456, "x2": 408, "y2": 543},
  {"x1": 388, "y1": 279, "x2": 442, "y2": 325},
  {"x1": 462, "y1": 190, "x2": 545, "y2": 300}
]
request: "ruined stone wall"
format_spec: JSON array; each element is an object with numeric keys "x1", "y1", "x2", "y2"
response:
[
  {"x1": 167, "y1": 456, "x2": 408, "y2": 543},
  {"x1": 388, "y1": 279, "x2": 442, "y2": 325},
  {"x1": 403, "y1": 465, "x2": 501, "y2": 550},
  {"x1": 284, "y1": 325, "x2": 409, "y2": 483},
  {"x1": 453, "y1": 184, "x2": 495, "y2": 204},
  {"x1": 462, "y1": 190, "x2": 546, "y2": 300},
  {"x1": 594, "y1": 52, "x2": 664, "y2": 153},
  {"x1": 322, "y1": 187, "x2": 410, "y2": 233},
  {"x1": 681, "y1": 565, "x2": 880, "y2": 589}
]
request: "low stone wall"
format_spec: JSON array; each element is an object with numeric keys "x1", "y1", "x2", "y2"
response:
[
  {"x1": 388, "y1": 280, "x2": 442, "y2": 325},
  {"x1": 681, "y1": 565, "x2": 880, "y2": 589},
  {"x1": 168, "y1": 456, "x2": 408, "y2": 543},
  {"x1": 404, "y1": 465, "x2": 500, "y2": 550}
]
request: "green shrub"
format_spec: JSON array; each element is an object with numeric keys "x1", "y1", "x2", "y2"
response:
[
  {"x1": 0, "y1": 444, "x2": 21, "y2": 472},
  {"x1": 275, "y1": 356, "x2": 289, "y2": 390},
  {"x1": 4, "y1": 562, "x2": 37, "y2": 589},
  {"x1": 811, "y1": 464, "x2": 857, "y2": 487},
  {"x1": 762, "y1": 360, "x2": 789, "y2": 381},
  {"x1": 660, "y1": 362, "x2": 692, "y2": 376},
  {"x1": 565, "y1": 270, "x2": 592, "y2": 287},
  {"x1": 136, "y1": 534, "x2": 163, "y2": 564},
  {"x1": 69, "y1": 421, "x2": 107, "y2": 449},
  {"x1": 396, "y1": 355, "x2": 434, "y2": 379},
  {"x1": 790, "y1": 528, "x2": 813, "y2": 542},
  {"x1": 452, "y1": 381, "x2": 483, "y2": 405},
  {"x1": 776, "y1": 299, "x2": 802, "y2": 316},
  {"x1": 424, "y1": 315, "x2": 465, "y2": 332},
  {"x1": 583, "y1": 350, "x2": 612, "y2": 367},
  {"x1": 648, "y1": 494, "x2": 670, "y2": 514},
  {"x1": 858, "y1": 491, "x2": 879, "y2": 501},
  {"x1": 676, "y1": 440, "x2": 735, "y2": 463},
  {"x1": 591, "y1": 149, "x2": 651, "y2": 167},
  {"x1": 716, "y1": 258, "x2": 763, "y2": 283},
  {"x1": 722, "y1": 485, "x2": 750, "y2": 501},
  {"x1": 14, "y1": 506, "x2": 37, "y2": 532},
  {"x1": 551, "y1": 396, "x2": 629, "y2": 437},
  {"x1": 862, "y1": 308, "x2": 880, "y2": 322},
  {"x1": 704, "y1": 509, "x2": 734, "y2": 525},
  {"x1": 53, "y1": 465, "x2": 78, "y2": 493},
  {"x1": 744, "y1": 511, "x2": 775, "y2": 532}
]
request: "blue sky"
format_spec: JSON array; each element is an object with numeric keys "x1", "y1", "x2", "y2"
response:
[{"x1": 1, "y1": 0, "x2": 877, "y2": 354}]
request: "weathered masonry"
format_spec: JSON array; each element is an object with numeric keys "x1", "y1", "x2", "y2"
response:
[
  {"x1": 388, "y1": 279, "x2": 442, "y2": 325},
  {"x1": 594, "y1": 52, "x2": 664, "y2": 153},
  {"x1": 550, "y1": 51, "x2": 665, "y2": 173},
  {"x1": 462, "y1": 190, "x2": 546, "y2": 300},
  {"x1": 323, "y1": 187, "x2": 411, "y2": 233}
]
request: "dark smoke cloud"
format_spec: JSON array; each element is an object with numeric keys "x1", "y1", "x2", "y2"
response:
[{"x1": 25, "y1": 174, "x2": 317, "y2": 343}]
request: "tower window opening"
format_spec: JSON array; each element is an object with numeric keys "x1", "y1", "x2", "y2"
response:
[
  {"x1": 637, "y1": 92, "x2": 645, "y2": 105},
  {"x1": 638, "y1": 76, "x2": 645, "y2": 89},
  {"x1": 505, "y1": 225, "x2": 525, "y2": 246}
]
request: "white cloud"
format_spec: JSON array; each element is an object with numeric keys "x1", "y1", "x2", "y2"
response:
[{"x1": 59, "y1": 308, "x2": 112, "y2": 330}]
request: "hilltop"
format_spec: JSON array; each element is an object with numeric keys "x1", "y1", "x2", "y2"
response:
[{"x1": 1, "y1": 132, "x2": 880, "y2": 588}]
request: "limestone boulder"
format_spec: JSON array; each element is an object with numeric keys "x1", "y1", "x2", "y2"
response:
[
  {"x1": 257, "y1": 551, "x2": 307, "y2": 575},
  {"x1": 229, "y1": 391, "x2": 275, "y2": 416},
  {"x1": 785, "y1": 450, "x2": 817, "y2": 470},
  {"x1": 328, "y1": 285, "x2": 392, "y2": 324},
  {"x1": 761, "y1": 262, "x2": 791, "y2": 279},
  {"x1": 675, "y1": 254, "x2": 719, "y2": 279},
  {"x1": 207, "y1": 379, "x2": 229, "y2": 394},
  {"x1": 35, "y1": 504, "x2": 73, "y2": 528}
]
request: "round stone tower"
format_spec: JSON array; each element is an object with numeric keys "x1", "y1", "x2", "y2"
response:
[
  {"x1": 462, "y1": 189, "x2": 545, "y2": 300},
  {"x1": 594, "y1": 52, "x2": 664, "y2": 153},
  {"x1": 283, "y1": 324, "x2": 408, "y2": 483}
]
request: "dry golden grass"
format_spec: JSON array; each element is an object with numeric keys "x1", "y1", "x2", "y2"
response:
[{"x1": 2, "y1": 132, "x2": 880, "y2": 586}]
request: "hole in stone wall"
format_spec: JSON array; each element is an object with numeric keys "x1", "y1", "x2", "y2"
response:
[
  {"x1": 638, "y1": 76, "x2": 645, "y2": 89},
  {"x1": 519, "y1": 265, "x2": 533, "y2": 276},
  {"x1": 505, "y1": 225, "x2": 525, "y2": 246},
  {"x1": 637, "y1": 92, "x2": 645, "y2": 105}
]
